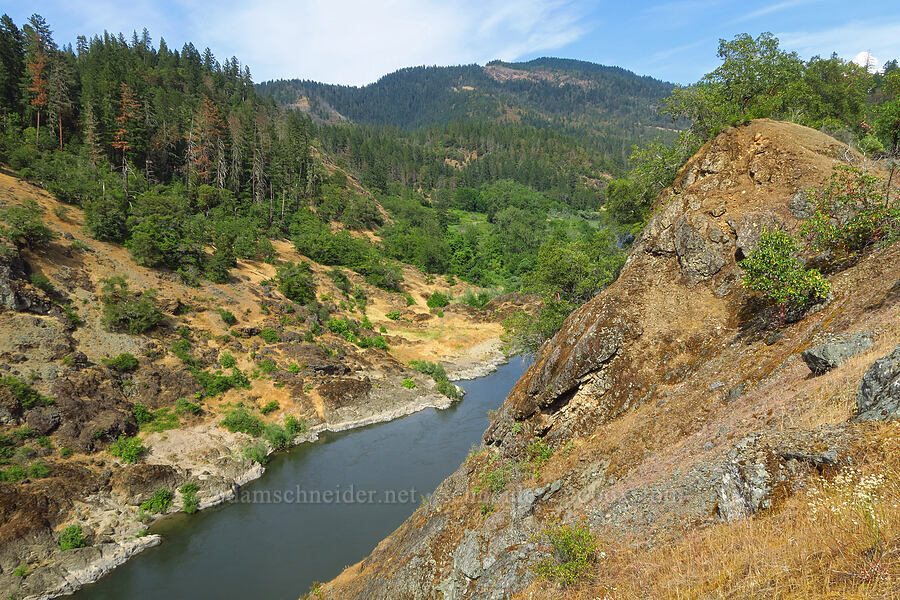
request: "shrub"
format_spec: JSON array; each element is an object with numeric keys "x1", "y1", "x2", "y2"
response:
[
  {"x1": 59, "y1": 446, "x2": 73, "y2": 458},
  {"x1": 457, "y1": 289, "x2": 494, "y2": 309},
  {"x1": 476, "y1": 465, "x2": 510, "y2": 494},
  {"x1": 217, "y1": 308, "x2": 237, "y2": 326},
  {"x1": 192, "y1": 368, "x2": 251, "y2": 397},
  {"x1": 30, "y1": 273, "x2": 54, "y2": 293},
  {"x1": 262, "y1": 423, "x2": 290, "y2": 450},
  {"x1": 242, "y1": 442, "x2": 269, "y2": 464},
  {"x1": 534, "y1": 521, "x2": 598, "y2": 585},
  {"x1": 179, "y1": 483, "x2": 199, "y2": 514},
  {"x1": 132, "y1": 403, "x2": 154, "y2": 425},
  {"x1": 175, "y1": 398, "x2": 202, "y2": 416},
  {"x1": 739, "y1": 229, "x2": 831, "y2": 323},
  {"x1": 260, "y1": 400, "x2": 279, "y2": 414},
  {"x1": 526, "y1": 439, "x2": 554, "y2": 475},
  {"x1": 284, "y1": 415, "x2": 308, "y2": 437},
  {"x1": 13, "y1": 563, "x2": 28, "y2": 577},
  {"x1": 1, "y1": 465, "x2": 26, "y2": 482},
  {"x1": 401, "y1": 292, "x2": 416, "y2": 306},
  {"x1": 109, "y1": 435, "x2": 145, "y2": 463},
  {"x1": 801, "y1": 166, "x2": 900, "y2": 260},
  {"x1": 221, "y1": 407, "x2": 263, "y2": 436},
  {"x1": 386, "y1": 310, "x2": 401, "y2": 320},
  {"x1": 426, "y1": 291, "x2": 450, "y2": 308},
  {"x1": 219, "y1": 351, "x2": 236, "y2": 368},
  {"x1": 410, "y1": 360, "x2": 461, "y2": 400},
  {"x1": 140, "y1": 488, "x2": 173, "y2": 513},
  {"x1": 277, "y1": 261, "x2": 317, "y2": 304},
  {"x1": 0, "y1": 376, "x2": 53, "y2": 409},
  {"x1": 288, "y1": 363, "x2": 300, "y2": 374},
  {"x1": 258, "y1": 359, "x2": 277, "y2": 375},
  {"x1": 61, "y1": 303, "x2": 82, "y2": 326},
  {"x1": 401, "y1": 377, "x2": 416, "y2": 389},
  {"x1": 259, "y1": 328, "x2": 279, "y2": 343},
  {"x1": 103, "y1": 352, "x2": 139, "y2": 373},
  {"x1": 0, "y1": 199, "x2": 57, "y2": 249},
  {"x1": 59, "y1": 525, "x2": 87, "y2": 550},
  {"x1": 99, "y1": 277, "x2": 164, "y2": 334}
]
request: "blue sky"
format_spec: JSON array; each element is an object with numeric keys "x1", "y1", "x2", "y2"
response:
[{"x1": 5, "y1": 0, "x2": 900, "y2": 85}]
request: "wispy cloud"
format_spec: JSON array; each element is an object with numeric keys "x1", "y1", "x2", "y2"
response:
[
  {"x1": 778, "y1": 19, "x2": 900, "y2": 66},
  {"x1": 185, "y1": 0, "x2": 590, "y2": 84},
  {"x1": 731, "y1": 0, "x2": 815, "y2": 24}
]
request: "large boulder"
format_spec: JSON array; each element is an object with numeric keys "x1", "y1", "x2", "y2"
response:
[
  {"x1": 855, "y1": 344, "x2": 900, "y2": 421},
  {"x1": 801, "y1": 332, "x2": 873, "y2": 375}
]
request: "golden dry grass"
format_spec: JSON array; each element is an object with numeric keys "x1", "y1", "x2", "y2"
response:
[{"x1": 520, "y1": 422, "x2": 900, "y2": 600}]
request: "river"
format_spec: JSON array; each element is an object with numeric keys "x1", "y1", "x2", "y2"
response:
[{"x1": 74, "y1": 355, "x2": 530, "y2": 600}]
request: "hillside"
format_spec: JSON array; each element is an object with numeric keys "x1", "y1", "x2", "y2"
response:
[
  {"x1": 256, "y1": 58, "x2": 679, "y2": 182},
  {"x1": 313, "y1": 120, "x2": 900, "y2": 599},
  {"x1": 0, "y1": 169, "x2": 534, "y2": 599}
]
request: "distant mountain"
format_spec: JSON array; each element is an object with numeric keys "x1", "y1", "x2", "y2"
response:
[
  {"x1": 256, "y1": 58, "x2": 679, "y2": 175},
  {"x1": 258, "y1": 58, "x2": 673, "y2": 131}
]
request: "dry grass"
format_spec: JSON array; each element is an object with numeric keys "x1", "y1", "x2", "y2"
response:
[{"x1": 523, "y1": 422, "x2": 900, "y2": 600}]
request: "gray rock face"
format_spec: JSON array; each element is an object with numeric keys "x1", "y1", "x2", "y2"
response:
[
  {"x1": 802, "y1": 332, "x2": 873, "y2": 375},
  {"x1": 855, "y1": 344, "x2": 900, "y2": 421},
  {"x1": 673, "y1": 212, "x2": 729, "y2": 281}
]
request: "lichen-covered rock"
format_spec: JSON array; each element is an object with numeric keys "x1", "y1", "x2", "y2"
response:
[
  {"x1": 802, "y1": 332, "x2": 873, "y2": 375},
  {"x1": 855, "y1": 344, "x2": 900, "y2": 421}
]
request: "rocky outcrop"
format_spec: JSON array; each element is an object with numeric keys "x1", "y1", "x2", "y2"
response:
[
  {"x1": 855, "y1": 344, "x2": 900, "y2": 421},
  {"x1": 315, "y1": 121, "x2": 900, "y2": 600},
  {"x1": 802, "y1": 332, "x2": 873, "y2": 375}
]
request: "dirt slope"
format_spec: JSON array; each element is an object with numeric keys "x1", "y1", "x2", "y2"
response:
[{"x1": 315, "y1": 120, "x2": 900, "y2": 600}]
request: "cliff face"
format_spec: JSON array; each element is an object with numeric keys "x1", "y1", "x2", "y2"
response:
[{"x1": 316, "y1": 120, "x2": 900, "y2": 599}]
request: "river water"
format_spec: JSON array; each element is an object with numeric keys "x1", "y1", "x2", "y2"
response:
[{"x1": 75, "y1": 355, "x2": 530, "y2": 600}]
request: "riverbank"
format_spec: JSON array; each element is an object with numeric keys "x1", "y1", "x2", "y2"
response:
[
  {"x1": 69, "y1": 357, "x2": 531, "y2": 600},
  {"x1": 12, "y1": 351, "x2": 514, "y2": 600}
]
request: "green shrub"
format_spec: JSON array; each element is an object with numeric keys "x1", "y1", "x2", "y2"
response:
[
  {"x1": 534, "y1": 522, "x2": 598, "y2": 585},
  {"x1": 179, "y1": 483, "x2": 199, "y2": 514},
  {"x1": 30, "y1": 273, "x2": 54, "y2": 293},
  {"x1": 0, "y1": 465, "x2": 26, "y2": 482},
  {"x1": 262, "y1": 423, "x2": 289, "y2": 450},
  {"x1": 192, "y1": 368, "x2": 251, "y2": 397},
  {"x1": 410, "y1": 360, "x2": 461, "y2": 400},
  {"x1": 132, "y1": 403, "x2": 154, "y2": 425},
  {"x1": 0, "y1": 376, "x2": 53, "y2": 409},
  {"x1": 59, "y1": 446, "x2": 73, "y2": 458},
  {"x1": 801, "y1": 166, "x2": 900, "y2": 260},
  {"x1": 284, "y1": 415, "x2": 308, "y2": 437},
  {"x1": 242, "y1": 442, "x2": 269, "y2": 464},
  {"x1": 386, "y1": 310, "x2": 401, "y2": 320},
  {"x1": 259, "y1": 328, "x2": 279, "y2": 343},
  {"x1": 260, "y1": 400, "x2": 279, "y2": 414},
  {"x1": 141, "y1": 407, "x2": 179, "y2": 433},
  {"x1": 0, "y1": 199, "x2": 57, "y2": 249},
  {"x1": 457, "y1": 289, "x2": 495, "y2": 309},
  {"x1": 61, "y1": 303, "x2": 82, "y2": 326},
  {"x1": 401, "y1": 377, "x2": 416, "y2": 389},
  {"x1": 59, "y1": 524, "x2": 87, "y2": 550},
  {"x1": 221, "y1": 408, "x2": 263, "y2": 436},
  {"x1": 426, "y1": 291, "x2": 450, "y2": 308},
  {"x1": 217, "y1": 308, "x2": 237, "y2": 326},
  {"x1": 102, "y1": 352, "x2": 139, "y2": 373},
  {"x1": 526, "y1": 439, "x2": 553, "y2": 475},
  {"x1": 739, "y1": 229, "x2": 830, "y2": 323},
  {"x1": 475, "y1": 464, "x2": 510, "y2": 495},
  {"x1": 140, "y1": 488, "x2": 173, "y2": 513},
  {"x1": 277, "y1": 261, "x2": 317, "y2": 304},
  {"x1": 401, "y1": 292, "x2": 416, "y2": 306},
  {"x1": 258, "y1": 359, "x2": 277, "y2": 375},
  {"x1": 219, "y1": 351, "x2": 236, "y2": 369},
  {"x1": 175, "y1": 397, "x2": 202, "y2": 415},
  {"x1": 13, "y1": 563, "x2": 28, "y2": 577},
  {"x1": 109, "y1": 435, "x2": 145, "y2": 463},
  {"x1": 288, "y1": 363, "x2": 300, "y2": 374},
  {"x1": 99, "y1": 277, "x2": 164, "y2": 334}
]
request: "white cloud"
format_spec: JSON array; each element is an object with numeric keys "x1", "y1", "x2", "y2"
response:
[
  {"x1": 184, "y1": 0, "x2": 590, "y2": 84},
  {"x1": 778, "y1": 20, "x2": 900, "y2": 70},
  {"x1": 731, "y1": 0, "x2": 814, "y2": 24}
]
